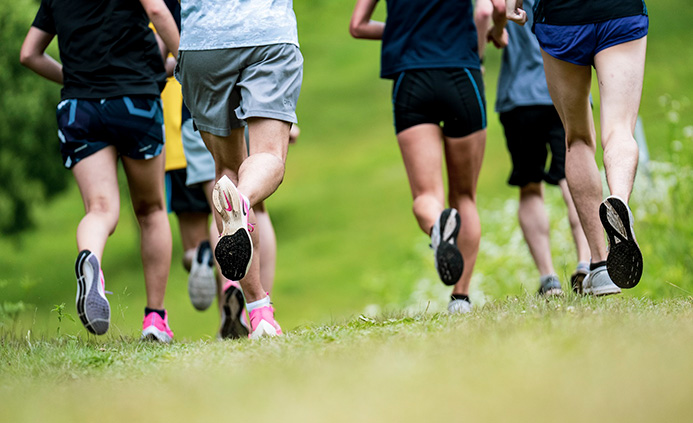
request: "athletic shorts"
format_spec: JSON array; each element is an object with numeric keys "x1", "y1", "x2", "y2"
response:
[
  {"x1": 499, "y1": 105, "x2": 566, "y2": 187},
  {"x1": 176, "y1": 44, "x2": 303, "y2": 136},
  {"x1": 56, "y1": 96, "x2": 164, "y2": 169},
  {"x1": 165, "y1": 168, "x2": 211, "y2": 214},
  {"x1": 535, "y1": 15, "x2": 649, "y2": 66},
  {"x1": 181, "y1": 118, "x2": 215, "y2": 186},
  {"x1": 392, "y1": 68, "x2": 486, "y2": 137}
]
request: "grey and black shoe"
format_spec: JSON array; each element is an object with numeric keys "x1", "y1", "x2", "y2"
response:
[
  {"x1": 538, "y1": 274, "x2": 563, "y2": 297},
  {"x1": 570, "y1": 268, "x2": 588, "y2": 294},
  {"x1": 219, "y1": 281, "x2": 249, "y2": 339},
  {"x1": 582, "y1": 265, "x2": 621, "y2": 297},
  {"x1": 75, "y1": 250, "x2": 110, "y2": 335},
  {"x1": 431, "y1": 208, "x2": 464, "y2": 286},
  {"x1": 599, "y1": 196, "x2": 643, "y2": 288}
]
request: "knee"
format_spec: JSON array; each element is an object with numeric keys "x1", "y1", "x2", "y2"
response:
[
  {"x1": 85, "y1": 198, "x2": 119, "y2": 231},
  {"x1": 132, "y1": 199, "x2": 166, "y2": 223}
]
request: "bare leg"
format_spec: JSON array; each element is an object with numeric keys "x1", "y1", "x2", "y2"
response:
[
  {"x1": 122, "y1": 153, "x2": 171, "y2": 310},
  {"x1": 518, "y1": 182, "x2": 555, "y2": 276},
  {"x1": 72, "y1": 147, "x2": 120, "y2": 262},
  {"x1": 200, "y1": 118, "x2": 290, "y2": 303},
  {"x1": 254, "y1": 201, "x2": 277, "y2": 294},
  {"x1": 594, "y1": 37, "x2": 647, "y2": 201},
  {"x1": 557, "y1": 179, "x2": 590, "y2": 264},
  {"x1": 176, "y1": 211, "x2": 210, "y2": 271},
  {"x1": 445, "y1": 129, "x2": 486, "y2": 296},
  {"x1": 542, "y1": 51, "x2": 606, "y2": 263}
]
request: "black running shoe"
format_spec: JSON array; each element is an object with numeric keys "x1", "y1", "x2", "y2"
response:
[
  {"x1": 430, "y1": 208, "x2": 464, "y2": 286},
  {"x1": 599, "y1": 196, "x2": 643, "y2": 288}
]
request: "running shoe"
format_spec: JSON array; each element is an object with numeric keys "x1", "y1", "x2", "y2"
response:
[
  {"x1": 582, "y1": 265, "x2": 622, "y2": 297},
  {"x1": 599, "y1": 195, "x2": 643, "y2": 288},
  {"x1": 430, "y1": 208, "x2": 464, "y2": 286},
  {"x1": 249, "y1": 304, "x2": 283, "y2": 339},
  {"x1": 75, "y1": 250, "x2": 110, "y2": 335},
  {"x1": 212, "y1": 175, "x2": 253, "y2": 281},
  {"x1": 188, "y1": 240, "x2": 216, "y2": 311},
  {"x1": 141, "y1": 310, "x2": 174, "y2": 343},
  {"x1": 538, "y1": 275, "x2": 563, "y2": 297},
  {"x1": 447, "y1": 298, "x2": 472, "y2": 314},
  {"x1": 570, "y1": 268, "x2": 588, "y2": 294},
  {"x1": 219, "y1": 280, "x2": 249, "y2": 339}
]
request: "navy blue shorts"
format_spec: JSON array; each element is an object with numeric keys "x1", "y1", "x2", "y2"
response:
[
  {"x1": 392, "y1": 68, "x2": 486, "y2": 137},
  {"x1": 535, "y1": 15, "x2": 649, "y2": 66},
  {"x1": 56, "y1": 95, "x2": 165, "y2": 169}
]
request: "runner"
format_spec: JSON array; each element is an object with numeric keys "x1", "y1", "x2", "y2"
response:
[
  {"x1": 20, "y1": 0, "x2": 179, "y2": 340},
  {"x1": 506, "y1": 0, "x2": 647, "y2": 292},
  {"x1": 176, "y1": 0, "x2": 303, "y2": 337},
  {"x1": 350, "y1": 0, "x2": 503, "y2": 313}
]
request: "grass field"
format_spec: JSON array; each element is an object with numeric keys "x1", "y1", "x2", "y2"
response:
[{"x1": 2, "y1": 1, "x2": 693, "y2": 420}]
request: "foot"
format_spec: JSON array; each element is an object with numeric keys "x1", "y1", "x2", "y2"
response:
[
  {"x1": 141, "y1": 310, "x2": 174, "y2": 343},
  {"x1": 599, "y1": 196, "x2": 643, "y2": 288},
  {"x1": 582, "y1": 265, "x2": 621, "y2": 297},
  {"x1": 570, "y1": 268, "x2": 588, "y2": 294},
  {"x1": 212, "y1": 175, "x2": 253, "y2": 281},
  {"x1": 430, "y1": 208, "x2": 464, "y2": 286},
  {"x1": 219, "y1": 280, "x2": 249, "y2": 339},
  {"x1": 448, "y1": 298, "x2": 472, "y2": 314},
  {"x1": 188, "y1": 240, "x2": 216, "y2": 311},
  {"x1": 249, "y1": 305, "x2": 283, "y2": 339},
  {"x1": 538, "y1": 275, "x2": 563, "y2": 297},
  {"x1": 75, "y1": 250, "x2": 110, "y2": 335}
]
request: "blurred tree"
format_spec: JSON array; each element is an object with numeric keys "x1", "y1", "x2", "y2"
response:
[{"x1": 0, "y1": 0, "x2": 68, "y2": 235}]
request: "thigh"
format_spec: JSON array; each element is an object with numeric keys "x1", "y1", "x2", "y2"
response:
[
  {"x1": 397, "y1": 124, "x2": 445, "y2": 201},
  {"x1": 121, "y1": 153, "x2": 166, "y2": 211},
  {"x1": 199, "y1": 128, "x2": 248, "y2": 178},
  {"x1": 594, "y1": 36, "x2": 647, "y2": 142},
  {"x1": 541, "y1": 50, "x2": 595, "y2": 146},
  {"x1": 72, "y1": 146, "x2": 120, "y2": 213},
  {"x1": 445, "y1": 129, "x2": 486, "y2": 197},
  {"x1": 247, "y1": 118, "x2": 291, "y2": 162}
]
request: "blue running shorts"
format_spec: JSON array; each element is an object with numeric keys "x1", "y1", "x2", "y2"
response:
[
  {"x1": 535, "y1": 15, "x2": 649, "y2": 66},
  {"x1": 56, "y1": 95, "x2": 165, "y2": 169}
]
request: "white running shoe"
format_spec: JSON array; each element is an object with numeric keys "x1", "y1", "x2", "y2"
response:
[
  {"x1": 582, "y1": 265, "x2": 622, "y2": 297},
  {"x1": 188, "y1": 240, "x2": 216, "y2": 311},
  {"x1": 212, "y1": 175, "x2": 253, "y2": 281}
]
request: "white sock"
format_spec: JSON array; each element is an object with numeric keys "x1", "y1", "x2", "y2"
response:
[{"x1": 246, "y1": 295, "x2": 270, "y2": 312}]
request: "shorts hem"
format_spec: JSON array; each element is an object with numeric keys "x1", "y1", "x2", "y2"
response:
[{"x1": 236, "y1": 110, "x2": 297, "y2": 124}]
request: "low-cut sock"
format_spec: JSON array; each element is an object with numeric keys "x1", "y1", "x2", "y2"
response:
[
  {"x1": 246, "y1": 295, "x2": 271, "y2": 313},
  {"x1": 577, "y1": 261, "x2": 590, "y2": 272},
  {"x1": 145, "y1": 307, "x2": 166, "y2": 319},
  {"x1": 590, "y1": 260, "x2": 607, "y2": 271},
  {"x1": 451, "y1": 294, "x2": 470, "y2": 303}
]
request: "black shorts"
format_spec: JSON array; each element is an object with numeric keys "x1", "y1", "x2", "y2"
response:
[
  {"x1": 165, "y1": 168, "x2": 211, "y2": 214},
  {"x1": 499, "y1": 105, "x2": 566, "y2": 187},
  {"x1": 392, "y1": 68, "x2": 486, "y2": 137},
  {"x1": 56, "y1": 95, "x2": 164, "y2": 169}
]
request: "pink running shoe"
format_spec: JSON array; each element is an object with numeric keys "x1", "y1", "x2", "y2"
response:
[
  {"x1": 141, "y1": 310, "x2": 174, "y2": 343},
  {"x1": 249, "y1": 305, "x2": 283, "y2": 339},
  {"x1": 212, "y1": 175, "x2": 253, "y2": 281},
  {"x1": 219, "y1": 280, "x2": 249, "y2": 339}
]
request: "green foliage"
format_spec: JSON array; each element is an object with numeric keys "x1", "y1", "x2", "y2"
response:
[{"x1": 0, "y1": 0, "x2": 67, "y2": 235}]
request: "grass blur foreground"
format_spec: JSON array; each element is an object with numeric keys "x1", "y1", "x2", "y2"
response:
[{"x1": 2, "y1": 295, "x2": 693, "y2": 422}]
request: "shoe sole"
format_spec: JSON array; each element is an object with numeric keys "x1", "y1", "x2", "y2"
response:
[
  {"x1": 141, "y1": 327, "x2": 172, "y2": 343},
  {"x1": 188, "y1": 242, "x2": 216, "y2": 311},
  {"x1": 539, "y1": 288, "x2": 563, "y2": 297},
  {"x1": 75, "y1": 250, "x2": 110, "y2": 335},
  {"x1": 220, "y1": 284, "x2": 249, "y2": 339},
  {"x1": 599, "y1": 196, "x2": 643, "y2": 289},
  {"x1": 584, "y1": 285, "x2": 622, "y2": 297},
  {"x1": 213, "y1": 176, "x2": 253, "y2": 281},
  {"x1": 435, "y1": 209, "x2": 464, "y2": 286},
  {"x1": 250, "y1": 320, "x2": 281, "y2": 339}
]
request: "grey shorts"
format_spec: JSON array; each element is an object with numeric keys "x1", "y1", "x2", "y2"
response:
[
  {"x1": 176, "y1": 44, "x2": 303, "y2": 137},
  {"x1": 181, "y1": 118, "x2": 216, "y2": 186}
]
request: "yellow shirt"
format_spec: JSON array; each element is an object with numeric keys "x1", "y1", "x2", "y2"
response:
[{"x1": 162, "y1": 76, "x2": 187, "y2": 171}]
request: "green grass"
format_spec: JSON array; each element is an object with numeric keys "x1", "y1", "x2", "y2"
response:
[{"x1": 3, "y1": 296, "x2": 693, "y2": 422}]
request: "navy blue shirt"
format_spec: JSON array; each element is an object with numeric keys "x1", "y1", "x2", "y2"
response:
[{"x1": 380, "y1": 0, "x2": 480, "y2": 80}]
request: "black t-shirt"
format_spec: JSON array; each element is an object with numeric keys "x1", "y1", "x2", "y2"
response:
[
  {"x1": 32, "y1": 0, "x2": 167, "y2": 100},
  {"x1": 534, "y1": 0, "x2": 647, "y2": 26}
]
